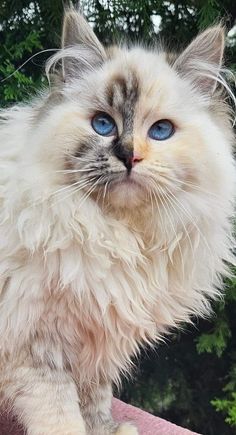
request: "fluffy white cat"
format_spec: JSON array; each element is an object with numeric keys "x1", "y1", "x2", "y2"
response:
[{"x1": 0, "y1": 6, "x2": 235, "y2": 435}]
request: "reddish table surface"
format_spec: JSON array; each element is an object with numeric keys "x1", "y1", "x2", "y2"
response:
[
  {"x1": 0, "y1": 398, "x2": 201, "y2": 435},
  {"x1": 112, "y1": 398, "x2": 201, "y2": 434}
]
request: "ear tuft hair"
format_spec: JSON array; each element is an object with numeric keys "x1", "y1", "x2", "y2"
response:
[
  {"x1": 46, "y1": 6, "x2": 106, "y2": 83},
  {"x1": 174, "y1": 26, "x2": 225, "y2": 95}
]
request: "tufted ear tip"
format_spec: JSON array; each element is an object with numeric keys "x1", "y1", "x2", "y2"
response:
[
  {"x1": 60, "y1": 5, "x2": 106, "y2": 82},
  {"x1": 62, "y1": 5, "x2": 82, "y2": 48},
  {"x1": 174, "y1": 25, "x2": 225, "y2": 95},
  {"x1": 198, "y1": 25, "x2": 225, "y2": 63}
]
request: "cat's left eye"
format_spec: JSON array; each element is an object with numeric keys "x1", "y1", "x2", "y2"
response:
[
  {"x1": 91, "y1": 113, "x2": 117, "y2": 136},
  {"x1": 148, "y1": 119, "x2": 174, "y2": 141}
]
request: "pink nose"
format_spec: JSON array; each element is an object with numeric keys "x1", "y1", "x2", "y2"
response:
[{"x1": 131, "y1": 152, "x2": 143, "y2": 166}]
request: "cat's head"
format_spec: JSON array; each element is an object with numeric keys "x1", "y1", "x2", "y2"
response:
[{"x1": 39, "y1": 7, "x2": 234, "y2": 214}]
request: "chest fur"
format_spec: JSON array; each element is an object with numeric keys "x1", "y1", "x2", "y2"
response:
[{"x1": 36, "y1": 244, "x2": 159, "y2": 384}]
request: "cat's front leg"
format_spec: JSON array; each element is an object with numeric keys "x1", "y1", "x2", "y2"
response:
[
  {"x1": 3, "y1": 365, "x2": 86, "y2": 435},
  {"x1": 81, "y1": 383, "x2": 138, "y2": 435}
]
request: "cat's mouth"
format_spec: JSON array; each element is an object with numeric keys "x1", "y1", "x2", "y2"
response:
[
  {"x1": 84, "y1": 170, "x2": 148, "y2": 208},
  {"x1": 113, "y1": 173, "x2": 150, "y2": 208},
  {"x1": 109, "y1": 171, "x2": 146, "y2": 190},
  {"x1": 97, "y1": 171, "x2": 148, "y2": 208}
]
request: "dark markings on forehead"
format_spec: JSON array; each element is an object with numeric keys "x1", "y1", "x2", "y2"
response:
[
  {"x1": 106, "y1": 71, "x2": 139, "y2": 114},
  {"x1": 106, "y1": 71, "x2": 139, "y2": 151},
  {"x1": 106, "y1": 75, "x2": 127, "y2": 108}
]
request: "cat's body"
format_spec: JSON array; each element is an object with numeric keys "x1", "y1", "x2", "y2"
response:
[{"x1": 0, "y1": 6, "x2": 235, "y2": 435}]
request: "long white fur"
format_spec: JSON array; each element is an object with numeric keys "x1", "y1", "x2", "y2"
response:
[
  {"x1": 0, "y1": 65, "x2": 235, "y2": 387},
  {"x1": 0, "y1": 11, "x2": 235, "y2": 435}
]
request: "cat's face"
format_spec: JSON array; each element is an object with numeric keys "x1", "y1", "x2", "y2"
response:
[
  {"x1": 39, "y1": 9, "x2": 233, "y2": 213},
  {"x1": 60, "y1": 50, "x2": 202, "y2": 210}
]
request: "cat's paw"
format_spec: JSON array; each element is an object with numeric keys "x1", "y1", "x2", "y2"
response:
[{"x1": 115, "y1": 422, "x2": 139, "y2": 435}]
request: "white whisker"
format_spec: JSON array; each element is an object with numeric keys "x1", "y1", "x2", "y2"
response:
[
  {"x1": 156, "y1": 183, "x2": 185, "y2": 278},
  {"x1": 49, "y1": 177, "x2": 98, "y2": 207},
  {"x1": 163, "y1": 185, "x2": 195, "y2": 259},
  {"x1": 163, "y1": 183, "x2": 215, "y2": 274},
  {"x1": 149, "y1": 178, "x2": 185, "y2": 277}
]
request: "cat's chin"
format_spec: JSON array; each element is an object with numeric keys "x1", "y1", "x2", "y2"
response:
[{"x1": 104, "y1": 174, "x2": 148, "y2": 209}]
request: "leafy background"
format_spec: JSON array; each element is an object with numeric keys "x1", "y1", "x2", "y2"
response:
[{"x1": 0, "y1": 1, "x2": 235, "y2": 434}]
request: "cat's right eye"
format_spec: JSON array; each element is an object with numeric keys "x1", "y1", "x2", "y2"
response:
[
  {"x1": 148, "y1": 119, "x2": 174, "y2": 141},
  {"x1": 91, "y1": 113, "x2": 117, "y2": 136}
]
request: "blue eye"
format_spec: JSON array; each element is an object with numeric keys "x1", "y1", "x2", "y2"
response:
[
  {"x1": 148, "y1": 119, "x2": 174, "y2": 141},
  {"x1": 91, "y1": 113, "x2": 116, "y2": 136}
]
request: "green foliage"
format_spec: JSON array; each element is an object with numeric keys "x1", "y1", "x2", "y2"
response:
[
  {"x1": 0, "y1": 1, "x2": 64, "y2": 104},
  {"x1": 198, "y1": 0, "x2": 221, "y2": 29},
  {"x1": 195, "y1": 298, "x2": 232, "y2": 358},
  {"x1": 205, "y1": 281, "x2": 236, "y2": 430},
  {"x1": 196, "y1": 319, "x2": 231, "y2": 358},
  {"x1": 212, "y1": 361, "x2": 236, "y2": 427},
  {"x1": 213, "y1": 393, "x2": 236, "y2": 426},
  {"x1": 0, "y1": 1, "x2": 236, "y2": 434},
  {"x1": 0, "y1": 30, "x2": 43, "y2": 102}
]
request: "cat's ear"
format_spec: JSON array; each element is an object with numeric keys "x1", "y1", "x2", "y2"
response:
[
  {"x1": 61, "y1": 7, "x2": 106, "y2": 81},
  {"x1": 173, "y1": 26, "x2": 225, "y2": 95}
]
